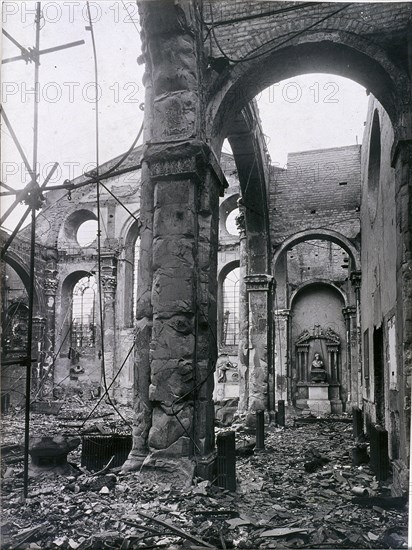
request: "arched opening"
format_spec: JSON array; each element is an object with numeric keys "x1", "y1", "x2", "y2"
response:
[
  {"x1": 273, "y1": 230, "x2": 360, "y2": 274},
  {"x1": 209, "y1": 35, "x2": 402, "y2": 148},
  {"x1": 71, "y1": 275, "x2": 97, "y2": 351},
  {"x1": 76, "y1": 220, "x2": 98, "y2": 248},
  {"x1": 367, "y1": 110, "x2": 381, "y2": 220},
  {"x1": 59, "y1": 270, "x2": 97, "y2": 358},
  {"x1": 54, "y1": 270, "x2": 102, "y2": 391},
  {"x1": 0, "y1": 261, "x2": 31, "y2": 409},
  {"x1": 122, "y1": 218, "x2": 141, "y2": 327},
  {"x1": 225, "y1": 208, "x2": 240, "y2": 236},
  {"x1": 59, "y1": 209, "x2": 98, "y2": 250},
  {"x1": 290, "y1": 282, "x2": 347, "y2": 413},
  {"x1": 218, "y1": 262, "x2": 240, "y2": 349}
]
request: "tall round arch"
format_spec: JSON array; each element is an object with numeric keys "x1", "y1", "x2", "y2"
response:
[{"x1": 272, "y1": 228, "x2": 360, "y2": 274}]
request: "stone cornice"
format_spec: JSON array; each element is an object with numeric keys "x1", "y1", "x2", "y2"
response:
[
  {"x1": 342, "y1": 305, "x2": 357, "y2": 318},
  {"x1": 350, "y1": 270, "x2": 362, "y2": 289},
  {"x1": 245, "y1": 273, "x2": 273, "y2": 292},
  {"x1": 143, "y1": 140, "x2": 228, "y2": 193}
]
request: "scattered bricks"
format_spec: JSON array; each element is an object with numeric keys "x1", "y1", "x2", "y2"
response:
[
  {"x1": 369, "y1": 424, "x2": 389, "y2": 481},
  {"x1": 29, "y1": 435, "x2": 80, "y2": 475},
  {"x1": 216, "y1": 430, "x2": 236, "y2": 492},
  {"x1": 31, "y1": 401, "x2": 63, "y2": 415}
]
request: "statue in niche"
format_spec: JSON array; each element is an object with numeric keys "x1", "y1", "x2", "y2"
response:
[{"x1": 310, "y1": 352, "x2": 327, "y2": 383}]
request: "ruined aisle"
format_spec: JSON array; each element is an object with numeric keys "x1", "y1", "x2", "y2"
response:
[{"x1": 1, "y1": 410, "x2": 408, "y2": 549}]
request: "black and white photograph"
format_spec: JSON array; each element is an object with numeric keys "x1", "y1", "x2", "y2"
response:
[{"x1": 1, "y1": 1, "x2": 411, "y2": 548}]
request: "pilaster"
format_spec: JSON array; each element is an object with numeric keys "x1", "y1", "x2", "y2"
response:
[
  {"x1": 274, "y1": 308, "x2": 290, "y2": 404},
  {"x1": 42, "y1": 263, "x2": 58, "y2": 398},
  {"x1": 350, "y1": 270, "x2": 362, "y2": 408},
  {"x1": 100, "y1": 254, "x2": 117, "y2": 393},
  {"x1": 342, "y1": 305, "x2": 358, "y2": 409},
  {"x1": 236, "y1": 202, "x2": 249, "y2": 412},
  {"x1": 244, "y1": 273, "x2": 274, "y2": 421}
]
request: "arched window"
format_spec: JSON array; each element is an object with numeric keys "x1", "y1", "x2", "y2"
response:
[
  {"x1": 71, "y1": 275, "x2": 97, "y2": 349},
  {"x1": 3, "y1": 302, "x2": 29, "y2": 354},
  {"x1": 123, "y1": 219, "x2": 141, "y2": 327},
  {"x1": 222, "y1": 267, "x2": 240, "y2": 346},
  {"x1": 132, "y1": 235, "x2": 140, "y2": 323},
  {"x1": 368, "y1": 110, "x2": 381, "y2": 220}
]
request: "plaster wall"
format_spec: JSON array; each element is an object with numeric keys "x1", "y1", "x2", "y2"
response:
[{"x1": 360, "y1": 97, "x2": 399, "y2": 457}]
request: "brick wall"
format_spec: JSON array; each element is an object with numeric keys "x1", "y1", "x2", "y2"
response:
[
  {"x1": 270, "y1": 145, "x2": 361, "y2": 245},
  {"x1": 286, "y1": 239, "x2": 350, "y2": 287},
  {"x1": 204, "y1": 2, "x2": 412, "y2": 63}
]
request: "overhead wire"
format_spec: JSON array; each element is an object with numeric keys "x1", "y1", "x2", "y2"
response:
[
  {"x1": 1, "y1": 5, "x2": 142, "y2": 429},
  {"x1": 202, "y1": 2, "x2": 316, "y2": 30},
  {"x1": 86, "y1": 1, "x2": 131, "y2": 428},
  {"x1": 79, "y1": 339, "x2": 136, "y2": 429},
  {"x1": 207, "y1": 3, "x2": 352, "y2": 65},
  {"x1": 121, "y1": 0, "x2": 141, "y2": 36}
]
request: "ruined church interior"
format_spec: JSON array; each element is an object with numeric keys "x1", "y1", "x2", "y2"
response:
[{"x1": 1, "y1": 1, "x2": 412, "y2": 548}]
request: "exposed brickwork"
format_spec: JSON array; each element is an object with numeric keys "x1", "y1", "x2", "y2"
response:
[
  {"x1": 205, "y1": 2, "x2": 412, "y2": 62},
  {"x1": 271, "y1": 145, "x2": 361, "y2": 245},
  {"x1": 286, "y1": 240, "x2": 350, "y2": 287}
]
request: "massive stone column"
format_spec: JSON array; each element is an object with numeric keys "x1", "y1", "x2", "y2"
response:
[
  {"x1": 236, "y1": 203, "x2": 249, "y2": 412},
  {"x1": 124, "y1": 1, "x2": 226, "y2": 481},
  {"x1": 244, "y1": 274, "x2": 274, "y2": 423}
]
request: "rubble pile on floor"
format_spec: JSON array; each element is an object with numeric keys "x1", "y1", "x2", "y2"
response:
[{"x1": 1, "y1": 406, "x2": 408, "y2": 549}]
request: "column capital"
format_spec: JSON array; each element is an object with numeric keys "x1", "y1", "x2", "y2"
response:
[
  {"x1": 350, "y1": 270, "x2": 362, "y2": 289},
  {"x1": 43, "y1": 269, "x2": 59, "y2": 296},
  {"x1": 100, "y1": 254, "x2": 117, "y2": 293},
  {"x1": 342, "y1": 305, "x2": 357, "y2": 319},
  {"x1": 275, "y1": 308, "x2": 290, "y2": 319},
  {"x1": 245, "y1": 273, "x2": 274, "y2": 292},
  {"x1": 143, "y1": 140, "x2": 228, "y2": 195}
]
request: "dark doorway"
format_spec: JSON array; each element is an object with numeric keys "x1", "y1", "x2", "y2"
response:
[{"x1": 373, "y1": 325, "x2": 385, "y2": 425}]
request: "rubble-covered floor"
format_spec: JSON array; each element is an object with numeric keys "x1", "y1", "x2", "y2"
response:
[{"x1": 1, "y1": 403, "x2": 408, "y2": 549}]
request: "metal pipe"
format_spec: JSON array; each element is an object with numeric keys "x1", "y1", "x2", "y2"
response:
[
  {"x1": 23, "y1": 202, "x2": 37, "y2": 498},
  {"x1": 22, "y1": 3, "x2": 41, "y2": 499}
]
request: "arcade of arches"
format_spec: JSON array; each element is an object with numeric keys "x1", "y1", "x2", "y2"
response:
[{"x1": 1, "y1": 1, "x2": 411, "y2": 498}]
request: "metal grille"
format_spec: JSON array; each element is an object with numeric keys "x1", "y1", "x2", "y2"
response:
[{"x1": 81, "y1": 434, "x2": 133, "y2": 471}]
